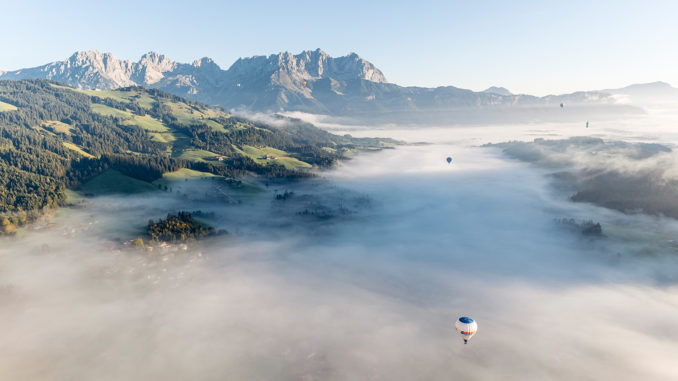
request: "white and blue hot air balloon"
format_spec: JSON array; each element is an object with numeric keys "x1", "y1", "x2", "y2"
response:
[{"x1": 455, "y1": 316, "x2": 477, "y2": 344}]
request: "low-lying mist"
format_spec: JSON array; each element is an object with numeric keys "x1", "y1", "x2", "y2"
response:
[
  {"x1": 2, "y1": 114, "x2": 678, "y2": 380},
  {"x1": 491, "y1": 137, "x2": 678, "y2": 218}
]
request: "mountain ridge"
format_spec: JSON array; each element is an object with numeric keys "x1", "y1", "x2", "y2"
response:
[{"x1": 0, "y1": 49, "x2": 645, "y2": 122}]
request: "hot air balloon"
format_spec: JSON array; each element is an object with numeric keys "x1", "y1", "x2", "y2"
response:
[
  {"x1": 302, "y1": 81, "x2": 307, "y2": 86},
  {"x1": 455, "y1": 316, "x2": 477, "y2": 344},
  {"x1": 560, "y1": 103, "x2": 564, "y2": 110},
  {"x1": 586, "y1": 121, "x2": 589, "y2": 128},
  {"x1": 446, "y1": 157, "x2": 452, "y2": 164}
]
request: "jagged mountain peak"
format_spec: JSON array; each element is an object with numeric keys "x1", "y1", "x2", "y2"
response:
[
  {"x1": 192, "y1": 57, "x2": 220, "y2": 70},
  {"x1": 69, "y1": 49, "x2": 104, "y2": 60},
  {"x1": 135, "y1": 52, "x2": 176, "y2": 85},
  {"x1": 227, "y1": 49, "x2": 387, "y2": 84},
  {"x1": 67, "y1": 50, "x2": 124, "y2": 66},
  {"x1": 139, "y1": 51, "x2": 173, "y2": 65},
  {"x1": 0, "y1": 49, "x2": 637, "y2": 122}
]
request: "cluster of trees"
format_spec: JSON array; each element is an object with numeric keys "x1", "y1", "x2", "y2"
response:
[
  {"x1": 275, "y1": 190, "x2": 295, "y2": 200},
  {"x1": 555, "y1": 218, "x2": 603, "y2": 237},
  {"x1": 146, "y1": 212, "x2": 217, "y2": 242},
  {"x1": 0, "y1": 163, "x2": 63, "y2": 221}
]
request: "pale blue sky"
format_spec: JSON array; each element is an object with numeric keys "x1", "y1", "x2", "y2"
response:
[{"x1": 1, "y1": 0, "x2": 676, "y2": 95}]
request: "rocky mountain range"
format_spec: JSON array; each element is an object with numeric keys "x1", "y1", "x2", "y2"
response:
[{"x1": 0, "y1": 49, "x2": 646, "y2": 124}]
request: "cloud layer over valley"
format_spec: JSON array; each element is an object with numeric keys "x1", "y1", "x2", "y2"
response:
[{"x1": 2, "y1": 116, "x2": 678, "y2": 380}]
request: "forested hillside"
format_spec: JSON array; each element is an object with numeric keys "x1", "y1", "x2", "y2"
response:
[{"x1": 0, "y1": 79, "x2": 393, "y2": 232}]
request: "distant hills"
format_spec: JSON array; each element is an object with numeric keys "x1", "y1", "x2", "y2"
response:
[{"x1": 0, "y1": 49, "x2": 650, "y2": 124}]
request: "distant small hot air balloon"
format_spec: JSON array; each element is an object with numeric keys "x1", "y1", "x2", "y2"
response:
[
  {"x1": 446, "y1": 157, "x2": 452, "y2": 164},
  {"x1": 560, "y1": 103, "x2": 564, "y2": 110},
  {"x1": 302, "y1": 81, "x2": 307, "y2": 86},
  {"x1": 455, "y1": 316, "x2": 477, "y2": 344},
  {"x1": 586, "y1": 121, "x2": 589, "y2": 128}
]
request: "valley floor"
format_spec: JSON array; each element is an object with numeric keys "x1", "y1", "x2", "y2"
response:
[{"x1": 2, "y1": 115, "x2": 678, "y2": 380}]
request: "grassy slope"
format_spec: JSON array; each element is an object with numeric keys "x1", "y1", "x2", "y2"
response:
[
  {"x1": 166, "y1": 101, "x2": 228, "y2": 133},
  {"x1": 0, "y1": 100, "x2": 18, "y2": 112},
  {"x1": 162, "y1": 168, "x2": 218, "y2": 180},
  {"x1": 122, "y1": 115, "x2": 168, "y2": 132},
  {"x1": 235, "y1": 145, "x2": 312, "y2": 169},
  {"x1": 42, "y1": 120, "x2": 74, "y2": 135},
  {"x1": 78, "y1": 89, "x2": 156, "y2": 109},
  {"x1": 73, "y1": 86, "x2": 346, "y2": 171},
  {"x1": 91, "y1": 104, "x2": 175, "y2": 154},
  {"x1": 79, "y1": 169, "x2": 157, "y2": 195},
  {"x1": 71, "y1": 88, "x2": 300, "y2": 168},
  {"x1": 89, "y1": 99, "x2": 223, "y2": 159},
  {"x1": 54, "y1": 84, "x2": 381, "y2": 179},
  {"x1": 152, "y1": 168, "x2": 219, "y2": 187},
  {"x1": 91, "y1": 103, "x2": 133, "y2": 118},
  {"x1": 63, "y1": 142, "x2": 95, "y2": 158},
  {"x1": 178, "y1": 149, "x2": 220, "y2": 162}
]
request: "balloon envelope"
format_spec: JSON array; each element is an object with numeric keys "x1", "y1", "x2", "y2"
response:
[
  {"x1": 446, "y1": 157, "x2": 452, "y2": 164},
  {"x1": 455, "y1": 317, "x2": 477, "y2": 344}
]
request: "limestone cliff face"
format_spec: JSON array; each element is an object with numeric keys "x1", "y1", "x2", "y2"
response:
[
  {"x1": 227, "y1": 49, "x2": 386, "y2": 86},
  {"x1": 1, "y1": 50, "x2": 136, "y2": 89},
  {"x1": 0, "y1": 48, "x2": 384, "y2": 93}
]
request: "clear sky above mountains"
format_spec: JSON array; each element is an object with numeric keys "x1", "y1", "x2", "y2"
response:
[{"x1": 2, "y1": 0, "x2": 676, "y2": 95}]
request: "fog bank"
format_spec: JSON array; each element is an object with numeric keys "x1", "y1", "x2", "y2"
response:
[{"x1": 2, "y1": 117, "x2": 678, "y2": 380}]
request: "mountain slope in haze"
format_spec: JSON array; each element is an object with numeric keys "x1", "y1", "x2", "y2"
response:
[
  {"x1": 1, "y1": 49, "x2": 641, "y2": 123},
  {"x1": 600, "y1": 81, "x2": 678, "y2": 105},
  {"x1": 482, "y1": 86, "x2": 513, "y2": 96},
  {"x1": 0, "y1": 79, "x2": 392, "y2": 232},
  {"x1": 602, "y1": 81, "x2": 678, "y2": 97}
]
